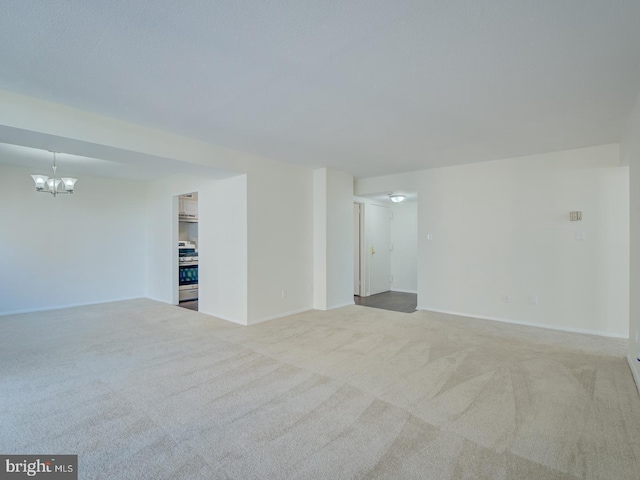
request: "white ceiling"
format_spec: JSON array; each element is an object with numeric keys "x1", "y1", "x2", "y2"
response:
[{"x1": 1, "y1": 0, "x2": 640, "y2": 179}]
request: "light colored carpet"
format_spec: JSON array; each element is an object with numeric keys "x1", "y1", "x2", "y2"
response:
[{"x1": 1, "y1": 299, "x2": 639, "y2": 479}]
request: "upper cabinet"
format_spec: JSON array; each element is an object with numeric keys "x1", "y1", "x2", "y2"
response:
[{"x1": 179, "y1": 197, "x2": 198, "y2": 222}]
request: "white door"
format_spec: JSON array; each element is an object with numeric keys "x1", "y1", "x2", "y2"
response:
[
  {"x1": 353, "y1": 203, "x2": 361, "y2": 295},
  {"x1": 366, "y1": 204, "x2": 391, "y2": 295}
]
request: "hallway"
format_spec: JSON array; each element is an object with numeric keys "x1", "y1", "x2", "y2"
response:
[{"x1": 354, "y1": 291, "x2": 417, "y2": 313}]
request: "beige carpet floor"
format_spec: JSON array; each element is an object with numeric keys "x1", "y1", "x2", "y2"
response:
[{"x1": 1, "y1": 299, "x2": 639, "y2": 479}]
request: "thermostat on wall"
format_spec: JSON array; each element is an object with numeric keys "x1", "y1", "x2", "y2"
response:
[{"x1": 569, "y1": 211, "x2": 582, "y2": 221}]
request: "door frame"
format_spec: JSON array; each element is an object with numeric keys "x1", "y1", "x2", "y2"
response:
[
  {"x1": 174, "y1": 191, "x2": 199, "y2": 309},
  {"x1": 354, "y1": 202, "x2": 365, "y2": 296}
]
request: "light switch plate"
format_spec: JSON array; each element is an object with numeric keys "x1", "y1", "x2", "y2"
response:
[{"x1": 570, "y1": 211, "x2": 582, "y2": 221}]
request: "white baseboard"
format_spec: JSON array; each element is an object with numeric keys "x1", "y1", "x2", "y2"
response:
[
  {"x1": 327, "y1": 300, "x2": 356, "y2": 310},
  {"x1": 249, "y1": 307, "x2": 313, "y2": 326},
  {"x1": 628, "y1": 355, "x2": 640, "y2": 396},
  {"x1": 146, "y1": 295, "x2": 179, "y2": 306},
  {"x1": 391, "y1": 289, "x2": 417, "y2": 294},
  {"x1": 416, "y1": 306, "x2": 628, "y2": 339},
  {"x1": 315, "y1": 301, "x2": 356, "y2": 310},
  {"x1": 198, "y1": 310, "x2": 248, "y2": 326},
  {"x1": 0, "y1": 296, "x2": 145, "y2": 317}
]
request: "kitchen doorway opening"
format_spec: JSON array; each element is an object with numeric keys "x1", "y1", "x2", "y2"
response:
[{"x1": 177, "y1": 192, "x2": 199, "y2": 311}]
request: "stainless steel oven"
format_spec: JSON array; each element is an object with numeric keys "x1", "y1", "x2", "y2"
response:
[{"x1": 179, "y1": 241, "x2": 198, "y2": 301}]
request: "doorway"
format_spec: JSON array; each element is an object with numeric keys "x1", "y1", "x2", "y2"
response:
[
  {"x1": 177, "y1": 192, "x2": 199, "y2": 311},
  {"x1": 353, "y1": 194, "x2": 418, "y2": 313}
]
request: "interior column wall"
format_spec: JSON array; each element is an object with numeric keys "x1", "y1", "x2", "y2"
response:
[
  {"x1": 622, "y1": 91, "x2": 640, "y2": 390},
  {"x1": 391, "y1": 201, "x2": 418, "y2": 294},
  {"x1": 313, "y1": 169, "x2": 328, "y2": 309},
  {"x1": 314, "y1": 168, "x2": 354, "y2": 310},
  {"x1": 205, "y1": 175, "x2": 248, "y2": 323},
  {"x1": 246, "y1": 164, "x2": 313, "y2": 324}
]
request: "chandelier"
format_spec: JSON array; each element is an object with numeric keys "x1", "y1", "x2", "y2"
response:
[{"x1": 31, "y1": 152, "x2": 78, "y2": 197}]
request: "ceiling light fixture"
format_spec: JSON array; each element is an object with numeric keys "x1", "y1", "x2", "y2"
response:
[
  {"x1": 388, "y1": 193, "x2": 406, "y2": 203},
  {"x1": 31, "y1": 152, "x2": 78, "y2": 197}
]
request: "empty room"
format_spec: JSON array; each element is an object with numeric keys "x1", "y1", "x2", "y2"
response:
[{"x1": 1, "y1": 1, "x2": 640, "y2": 479}]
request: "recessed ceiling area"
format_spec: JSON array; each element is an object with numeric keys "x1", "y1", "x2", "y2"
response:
[
  {"x1": 0, "y1": 134, "x2": 233, "y2": 182},
  {"x1": 1, "y1": 1, "x2": 640, "y2": 178},
  {"x1": 1, "y1": 143, "x2": 162, "y2": 181}
]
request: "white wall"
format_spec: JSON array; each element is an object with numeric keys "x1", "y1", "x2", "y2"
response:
[
  {"x1": 357, "y1": 144, "x2": 629, "y2": 337},
  {"x1": 313, "y1": 170, "x2": 328, "y2": 308},
  {"x1": 0, "y1": 163, "x2": 147, "y2": 314},
  {"x1": 208, "y1": 175, "x2": 248, "y2": 323},
  {"x1": 622, "y1": 91, "x2": 640, "y2": 389},
  {"x1": 314, "y1": 168, "x2": 354, "y2": 310},
  {"x1": 391, "y1": 201, "x2": 418, "y2": 293},
  {"x1": 247, "y1": 164, "x2": 313, "y2": 324},
  {"x1": 313, "y1": 168, "x2": 329, "y2": 310},
  {"x1": 146, "y1": 174, "x2": 248, "y2": 324}
]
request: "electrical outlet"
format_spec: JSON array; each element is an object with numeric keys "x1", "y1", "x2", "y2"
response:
[
  {"x1": 575, "y1": 230, "x2": 586, "y2": 241},
  {"x1": 503, "y1": 295, "x2": 511, "y2": 304},
  {"x1": 427, "y1": 234, "x2": 433, "y2": 241},
  {"x1": 530, "y1": 294, "x2": 539, "y2": 305},
  {"x1": 389, "y1": 275, "x2": 393, "y2": 283},
  {"x1": 281, "y1": 289, "x2": 287, "y2": 299}
]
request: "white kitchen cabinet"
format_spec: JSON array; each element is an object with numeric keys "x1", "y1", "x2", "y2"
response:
[{"x1": 179, "y1": 198, "x2": 198, "y2": 221}]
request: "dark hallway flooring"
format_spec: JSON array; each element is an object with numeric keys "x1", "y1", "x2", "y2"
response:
[
  {"x1": 354, "y1": 291, "x2": 417, "y2": 313},
  {"x1": 178, "y1": 293, "x2": 417, "y2": 317},
  {"x1": 179, "y1": 300, "x2": 198, "y2": 311}
]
